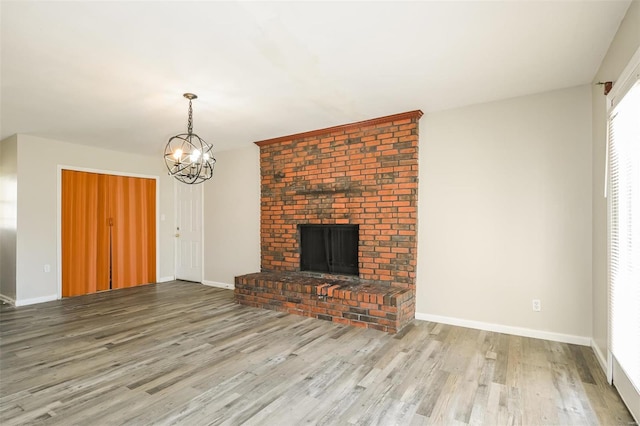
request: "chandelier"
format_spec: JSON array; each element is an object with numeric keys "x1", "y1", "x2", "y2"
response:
[{"x1": 164, "y1": 93, "x2": 216, "y2": 184}]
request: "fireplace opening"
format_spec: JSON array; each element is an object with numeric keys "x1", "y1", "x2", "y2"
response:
[{"x1": 299, "y1": 224, "x2": 359, "y2": 276}]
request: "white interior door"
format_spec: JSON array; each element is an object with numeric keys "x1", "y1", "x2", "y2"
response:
[{"x1": 175, "y1": 182, "x2": 203, "y2": 282}]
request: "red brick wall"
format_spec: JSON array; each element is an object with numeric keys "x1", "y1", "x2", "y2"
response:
[{"x1": 256, "y1": 110, "x2": 422, "y2": 289}]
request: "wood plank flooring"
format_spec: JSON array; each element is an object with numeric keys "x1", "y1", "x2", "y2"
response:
[{"x1": 0, "y1": 281, "x2": 634, "y2": 425}]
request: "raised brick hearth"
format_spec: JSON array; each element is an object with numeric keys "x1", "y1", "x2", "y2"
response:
[
  {"x1": 235, "y1": 272, "x2": 415, "y2": 333},
  {"x1": 235, "y1": 110, "x2": 422, "y2": 333}
]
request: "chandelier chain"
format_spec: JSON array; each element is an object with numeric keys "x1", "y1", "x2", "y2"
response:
[{"x1": 187, "y1": 99, "x2": 193, "y2": 135}]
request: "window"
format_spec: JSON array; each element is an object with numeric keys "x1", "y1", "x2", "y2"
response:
[{"x1": 607, "y1": 49, "x2": 640, "y2": 421}]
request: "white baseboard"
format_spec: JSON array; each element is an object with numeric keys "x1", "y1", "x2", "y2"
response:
[
  {"x1": 202, "y1": 280, "x2": 235, "y2": 290},
  {"x1": 157, "y1": 276, "x2": 175, "y2": 283},
  {"x1": 591, "y1": 339, "x2": 608, "y2": 374},
  {"x1": 415, "y1": 312, "x2": 591, "y2": 346},
  {"x1": 0, "y1": 294, "x2": 16, "y2": 306},
  {"x1": 15, "y1": 294, "x2": 58, "y2": 307}
]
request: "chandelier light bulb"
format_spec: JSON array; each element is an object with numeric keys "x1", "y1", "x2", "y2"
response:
[{"x1": 173, "y1": 148, "x2": 183, "y2": 160}]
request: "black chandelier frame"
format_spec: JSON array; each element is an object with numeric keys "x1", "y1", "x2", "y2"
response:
[{"x1": 164, "y1": 93, "x2": 216, "y2": 184}]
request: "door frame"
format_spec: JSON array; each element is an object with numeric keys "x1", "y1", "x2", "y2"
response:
[
  {"x1": 173, "y1": 180, "x2": 204, "y2": 282},
  {"x1": 56, "y1": 165, "x2": 160, "y2": 299}
]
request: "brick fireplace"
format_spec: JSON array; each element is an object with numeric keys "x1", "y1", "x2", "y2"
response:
[{"x1": 235, "y1": 110, "x2": 422, "y2": 333}]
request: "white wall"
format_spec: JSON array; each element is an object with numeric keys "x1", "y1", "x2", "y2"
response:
[
  {"x1": 591, "y1": 0, "x2": 640, "y2": 362},
  {"x1": 416, "y1": 85, "x2": 593, "y2": 342},
  {"x1": 203, "y1": 145, "x2": 260, "y2": 287},
  {"x1": 0, "y1": 135, "x2": 18, "y2": 302},
  {"x1": 196, "y1": 87, "x2": 596, "y2": 344},
  {"x1": 14, "y1": 134, "x2": 175, "y2": 304}
]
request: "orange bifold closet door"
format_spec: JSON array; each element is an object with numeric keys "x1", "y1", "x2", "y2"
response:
[
  {"x1": 62, "y1": 170, "x2": 156, "y2": 297},
  {"x1": 62, "y1": 170, "x2": 110, "y2": 296},
  {"x1": 108, "y1": 174, "x2": 156, "y2": 289}
]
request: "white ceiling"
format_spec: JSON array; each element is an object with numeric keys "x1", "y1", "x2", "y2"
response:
[{"x1": 1, "y1": 1, "x2": 631, "y2": 155}]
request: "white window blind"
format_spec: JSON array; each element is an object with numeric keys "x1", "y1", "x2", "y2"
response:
[{"x1": 608, "y1": 78, "x2": 640, "y2": 400}]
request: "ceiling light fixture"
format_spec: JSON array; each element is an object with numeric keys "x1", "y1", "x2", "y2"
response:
[{"x1": 164, "y1": 93, "x2": 216, "y2": 184}]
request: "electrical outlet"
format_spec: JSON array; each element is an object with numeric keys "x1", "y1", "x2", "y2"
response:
[
  {"x1": 44, "y1": 264, "x2": 51, "y2": 273},
  {"x1": 532, "y1": 299, "x2": 541, "y2": 312}
]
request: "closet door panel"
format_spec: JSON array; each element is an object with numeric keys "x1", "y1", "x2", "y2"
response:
[
  {"x1": 96, "y1": 174, "x2": 110, "y2": 292},
  {"x1": 109, "y1": 175, "x2": 156, "y2": 289},
  {"x1": 62, "y1": 170, "x2": 109, "y2": 296}
]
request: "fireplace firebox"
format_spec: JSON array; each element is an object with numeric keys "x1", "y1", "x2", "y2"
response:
[{"x1": 299, "y1": 224, "x2": 358, "y2": 276}]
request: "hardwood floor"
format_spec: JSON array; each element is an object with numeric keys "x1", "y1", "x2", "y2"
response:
[{"x1": 0, "y1": 281, "x2": 634, "y2": 425}]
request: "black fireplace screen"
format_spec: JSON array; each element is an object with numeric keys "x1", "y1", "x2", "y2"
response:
[{"x1": 299, "y1": 224, "x2": 359, "y2": 275}]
